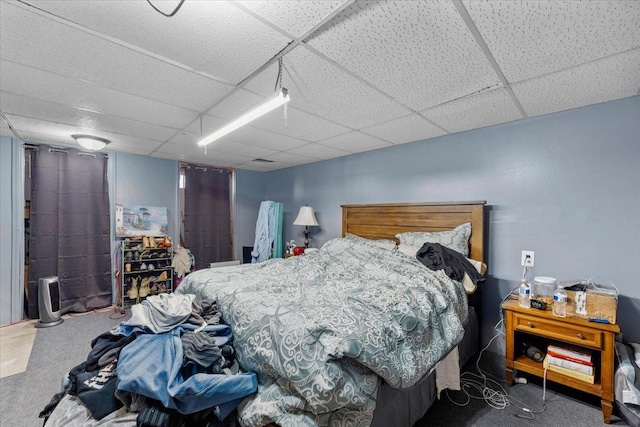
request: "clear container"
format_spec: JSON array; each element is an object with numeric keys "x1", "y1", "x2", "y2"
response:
[
  {"x1": 532, "y1": 276, "x2": 557, "y2": 307},
  {"x1": 553, "y1": 286, "x2": 567, "y2": 317},
  {"x1": 518, "y1": 279, "x2": 530, "y2": 308}
]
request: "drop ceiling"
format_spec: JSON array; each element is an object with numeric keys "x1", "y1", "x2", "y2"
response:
[{"x1": 1, "y1": 0, "x2": 638, "y2": 171}]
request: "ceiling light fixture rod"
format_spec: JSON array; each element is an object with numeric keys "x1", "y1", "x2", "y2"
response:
[
  {"x1": 151, "y1": 0, "x2": 356, "y2": 155},
  {"x1": 197, "y1": 88, "x2": 290, "y2": 146}
]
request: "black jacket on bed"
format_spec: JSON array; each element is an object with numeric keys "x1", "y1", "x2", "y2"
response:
[{"x1": 416, "y1": 243, "x2": 485, "y2": 286}]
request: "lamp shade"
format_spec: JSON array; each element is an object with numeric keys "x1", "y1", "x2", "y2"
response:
[
  {"x1": 293, "y1": 206, "x2": 319, "y2": 226},
  {"x1": 71, "y1": 134, "x2": 110, "y2": 151}
]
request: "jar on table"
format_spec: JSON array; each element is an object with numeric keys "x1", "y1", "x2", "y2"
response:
[{"x1": 532, "y1": 276, "x2": 557, "y2": 307}]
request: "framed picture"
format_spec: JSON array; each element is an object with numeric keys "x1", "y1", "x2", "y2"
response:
[{"x1": 116, "y1": 204, "x2": 169, "y2": 237}]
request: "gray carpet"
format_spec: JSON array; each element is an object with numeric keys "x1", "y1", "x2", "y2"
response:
[
  {"x1": 0, "y1": 311, "x2": 127, "y2": 427},
  {"x1": 418, "y1": 351, "x2": 629, "y2": 427},
  {"x1": 0, "y1": 312, "x2": 631, "y2": 427}
]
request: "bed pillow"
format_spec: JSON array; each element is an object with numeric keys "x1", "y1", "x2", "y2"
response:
[
  {"x1": 395, "y1": 222, "x2": 471, "y2": 256},
  {"x1": 396, "y1": 244, "x2": 422, "y2": 258},
  {"x1": 345, "y1": 233, "x2": 397, "y2": 251}
]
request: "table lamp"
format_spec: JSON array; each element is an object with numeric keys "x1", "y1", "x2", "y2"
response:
[{"x1": 293, "y1": 206, "x2": 319, "y2": 248}]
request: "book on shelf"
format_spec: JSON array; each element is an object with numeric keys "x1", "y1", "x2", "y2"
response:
[
  {"x1": 546, "y1": 354, "x2": 594, "y2": 375},
  {"x1": 547, "y1": 344, "x2": 592, "y2": 364},
  {"x1": 543, "y1": 355, "x2": 595, "y2": 384}
]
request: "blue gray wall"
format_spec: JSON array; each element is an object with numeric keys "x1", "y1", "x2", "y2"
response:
[
  {"x1": 234, "y1": 169, "x2": 267, "y2": 262},
  {"x1": 0, "y1": 136, "x2": 24, "y2": 325},
  {"x1": 237, "y1": 96, "x2": 640, "y2": 346}
]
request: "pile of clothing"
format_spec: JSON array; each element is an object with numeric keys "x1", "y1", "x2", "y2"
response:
[{"x1": 41, "y1": 294, "x2": 257, "y2": 427}]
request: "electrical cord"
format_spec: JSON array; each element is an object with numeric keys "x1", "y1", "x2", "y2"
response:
[
  {"x1": 146, "y1": 0, "x2": 185, "y2": 17},
  {"x1": 445, "y1": 286, "x2": 547, "y2": 418}
]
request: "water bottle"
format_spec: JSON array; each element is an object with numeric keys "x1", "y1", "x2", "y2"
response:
[
  {"x1": 553, "y1": 287, "x2": 567, "y2": 317},
  {"x1": 518, "y1": 279, "x2": 530, "y2": 308}
]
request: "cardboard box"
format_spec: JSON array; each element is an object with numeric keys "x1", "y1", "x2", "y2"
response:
[{"x1": 566, "y1": 289, "x2": 617, "y2": 324}]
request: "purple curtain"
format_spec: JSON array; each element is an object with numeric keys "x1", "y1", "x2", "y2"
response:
[
  {"x1": 27, "y1": 145, "x2": 111, "y2": 318},
  {"x1": 183, "y1": 166, "x2": 232, "y2": 270}
]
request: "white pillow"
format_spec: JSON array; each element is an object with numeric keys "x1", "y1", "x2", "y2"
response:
[
  {"x1": 395, "y1": 222, "x2": 471, "y2": 256},
  {"x1": 396, "y1": 244, "x2": 422, "y2": 258},
  {"x1": 344, "y1": 233, "x2": 397, "y2": 251}
]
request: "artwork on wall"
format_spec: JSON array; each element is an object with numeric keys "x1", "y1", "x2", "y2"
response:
[{"x1": 116, "y1": 204, "x2": 169, "y2": 237}]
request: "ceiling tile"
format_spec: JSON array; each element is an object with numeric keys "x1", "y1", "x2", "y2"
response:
[
  {"x1": 0, "y1": 60, "x2": 198, "y2": 129},
  {"x1": 422, "y1": 88, "x2": 522, "y2": 134},
  {"x1": 156, "y1": 142, "x2": 253, "y2": 165},
  {"x1": 249, "y1": 106, "x2": 351, "y2": 142},
  {"x1": 23, "y1": 0, "x2": 291, "y2": 84},
  {"x1": 1, "y1": 92, "x2": 178, "y2": 141},
  {"x1": 0, "y1": 2, "x2": 232, "y2": 111},
  {"x1": 235, "y1": 160, "x2": 293, "y2": 172},
  {"x1": 360, "y1": 114, "x2": 446, "y2": 145},
  {"x1": 236, "y1": 1, "x2": 344, "y2": 37},
  {"x1": 262, "y1": 151, "x2": 317, "y2": 166},
  {"x1": 305, "y1": 1, "x2": 500, "y2": 111},
  {"x1": 512, "y1": 49, "x2": 640, "y2": 118},
  {"x1": 219, "y1": 125, "x2": 310, "y2": 151},
  {"x1": 244, "y1": 46, "x2": 408, "y2": 129},
  {"x1": 464, "y1": 0, "x2": 640, "y2": 82},
  {"x1": 151, "y1": 151, "x2": 239, "y2": 168},
  {"x1": 286, "y1": 143, "x2": 351, "y2": 160},
  {"x1": 6, "y1": 115, "x2": 163, "y2": 152},
  {"x1": 317, "y1": 131, "x2": 392, "y2": 153}
]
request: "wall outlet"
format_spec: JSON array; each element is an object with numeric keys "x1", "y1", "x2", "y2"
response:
[{"x1": 521, "y1": 250, "x2": 535, "y2": 267}]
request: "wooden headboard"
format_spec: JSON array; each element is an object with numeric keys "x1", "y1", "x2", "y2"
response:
[{"x1": 341, "y1": 201, "x2": 486, "y2": 262}]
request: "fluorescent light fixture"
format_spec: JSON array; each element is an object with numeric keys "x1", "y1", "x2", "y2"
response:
[
  {"x1": 198, "y1": 88, "x2": 290, "y2": 147},
  {"x1": 71, "y1": 134, "x2": 110, "y2": 151}
]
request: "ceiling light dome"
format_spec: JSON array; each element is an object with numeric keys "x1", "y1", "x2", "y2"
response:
[{"x1": 71, "y1": 134, "x2": 111, "y2": 151}]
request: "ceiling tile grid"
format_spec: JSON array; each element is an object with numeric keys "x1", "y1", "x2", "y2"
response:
[
  {"x1": 23, "y1": 0, "x2": 291, "y2": 84},
  {"x1": 0, "y1": 2, "x2": 232, "y2": 111},
  {"x1": 168, "y1": 131, "x2": 279, "y2": 160},
  {"x1": 248, "y1": 105, "x2": 351, "y2": 142},
  {"x1": 287, "y1": 143, "x2": 352, "y2": 161},
  {"x1": 7, "y1": 115, "x2": 164, "y2": 153},
  {"x1": 0, "y1": 60, "x2": 199, "y2": 130},
  {"x1": 305, "y1": 0, "x2": 501, "y2": 111},
  {"x1": 244, "y1": 46, "x2": 409, "y2": 129},
  {"x1": 1, "y1": 92, "x2": 179, "y2": 142},
  {"x1": 317, "y1": 130, "x2": 392, "y2": 154},
  {"x1": 155, "y1": 143, "x2": 253, "y2": 165},
  {"x1": 422, "y1": 87, "x2": 523, "y2": 134},
  {"x1": 261, "y1": 151, "x2": 318, "y2": 166},
  {"x1": 236, "y1": 1, "x2": 345, "y2": 38},
  {"x1": 464, "y1": 0, "x2": 640, "y2": 83},
  {"x1": 512, "y1": 48, "x2": 640, "y2": 118},
  {"x1": 1, "y1": 1, "x2": 637, "y2": 171},
  {"x1": 360, "y1": 113, "x2": 446, "y2": 145}
]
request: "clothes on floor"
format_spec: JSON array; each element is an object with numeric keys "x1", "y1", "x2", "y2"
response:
[
  {"x1": 123, "y1": 293, "x2": 196, "y2": 334},
  {"x1": 43, "y1": 294, "x2": 257, "y2": 426},
  {"x1": 117, "y1": 329, "x2": 257, "y2": 415}
]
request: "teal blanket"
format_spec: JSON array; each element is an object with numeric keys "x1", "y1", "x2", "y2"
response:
[{"x1": 177, "y1": 236, "x2": 468, "y2": 426}]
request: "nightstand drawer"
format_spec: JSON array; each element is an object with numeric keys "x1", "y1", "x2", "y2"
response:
[{"x1": 514, "y1": 313, "x2": 602, "y2": 349}]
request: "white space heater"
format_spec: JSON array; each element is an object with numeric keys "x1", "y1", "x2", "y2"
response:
[{"x1": 36, "y1": 276, "x2": 64, "y2": 328}]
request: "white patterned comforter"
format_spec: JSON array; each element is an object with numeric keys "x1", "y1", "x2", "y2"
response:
[{"x1": 176, "y1": 237, "x2": 468, "y2": 426}]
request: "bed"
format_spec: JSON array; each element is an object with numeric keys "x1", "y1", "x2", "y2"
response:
[{"x1": 176, "y1": 201, "x2": 487, "y2": 427}]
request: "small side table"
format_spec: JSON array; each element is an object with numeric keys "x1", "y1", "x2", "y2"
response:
[{"x1": 501, "y1": 298, "x2": 620, "y2": 423}]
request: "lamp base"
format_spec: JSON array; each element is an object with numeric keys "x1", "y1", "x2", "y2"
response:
[{"x1": 303, "y1": 227, "x2": 310, "y2": 248}]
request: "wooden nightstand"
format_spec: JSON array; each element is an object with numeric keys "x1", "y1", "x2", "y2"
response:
[{"x1": 501, "y1": 298, "x2": 620, "y2": 423}]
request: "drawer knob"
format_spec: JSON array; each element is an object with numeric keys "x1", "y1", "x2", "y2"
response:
[
  {"x1": 527, "y1": 322, "x2": 534, "y2": 328},
  {"x1": 577, "y1": 333, "x2": 584, "y2": 340}
]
